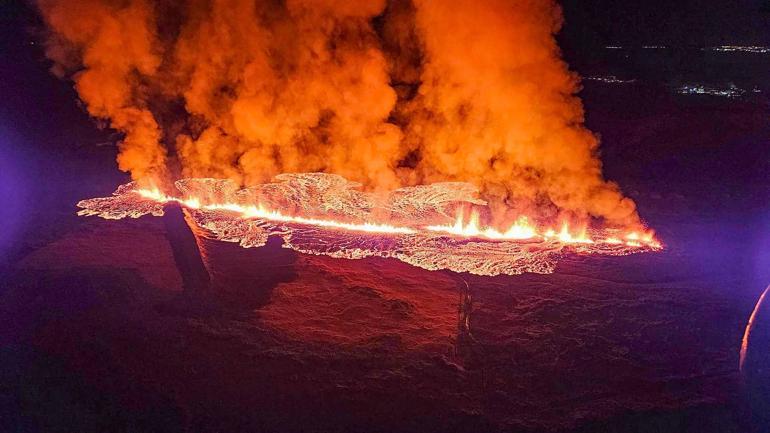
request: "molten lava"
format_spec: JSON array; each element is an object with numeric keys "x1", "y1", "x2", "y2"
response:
[
  {"x1": 135, "y1": 188, "x2": 418, "y2": 235},
  {"x1": 77, "y1": 174, "x2": 660, "y2": 276}
]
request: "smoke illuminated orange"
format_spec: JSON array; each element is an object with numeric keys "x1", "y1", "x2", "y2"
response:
[{"x1": 40, "y1": 0, "x2": 645, "y2": 228}]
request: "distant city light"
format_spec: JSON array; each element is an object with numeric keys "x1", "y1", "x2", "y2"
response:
[
  {"x1": 583, "y1": 75, "x2": 636, "y2": 84},
  {"x1": 677, "y1": 83, "x2": 760, "y2": 98},
  {"x1": 706, "y1": 45, "x2": 770, "y2": 54},
  {"x1": 602, "y1": 45, "x2": 668, "y2": 50},
  {"x1": 604, "y1": 45, "x2": 770, "y2": 54}
]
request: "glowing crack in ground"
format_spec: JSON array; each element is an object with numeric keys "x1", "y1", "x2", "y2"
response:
[{"x1": 77, "y1": 174, "x2": 660, "y2": 276}]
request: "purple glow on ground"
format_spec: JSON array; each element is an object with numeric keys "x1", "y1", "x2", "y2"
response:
[{"x1": 0, "y1": 123, "x2": 28, "y2": 262}]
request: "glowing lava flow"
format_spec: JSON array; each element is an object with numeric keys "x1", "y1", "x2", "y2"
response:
[
  {"x1": 740, "y1": 285, "x2": 770, "y2": 371},
  {"x1": 137, "y1": 188, "x2": 659, "y2": 248},
  {"x1": 426, "y1": 212, "x2": 658, "y2": 247},
  {"x1": 76, "y1": 175, "x2": 662, "y2": 276},
  {"x1": 135, "y1": 188, "x2": 418, "y2": 235},
  {"x1": 426, "y1": 213, "x2": 537, "y2": 240}
]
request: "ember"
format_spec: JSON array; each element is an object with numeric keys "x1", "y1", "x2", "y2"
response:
[{"x1": 78, "y1": 174, "x2": 660, "y2": 277}]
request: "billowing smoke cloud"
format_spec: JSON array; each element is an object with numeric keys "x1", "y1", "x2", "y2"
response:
[
  {"x1": 37, "y1": 0, "x2": 640, "y2": 227},
  {"x1": 401, "y1": 0, "x2": 637, "y2": 224},
  {"x1": 39, "y1": 0, "x2": 167, "y2": 181}
]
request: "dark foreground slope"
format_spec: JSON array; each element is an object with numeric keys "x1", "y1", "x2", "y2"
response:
[{"x1": 0, "y1": 198, "x2": 767, "y2": 433}]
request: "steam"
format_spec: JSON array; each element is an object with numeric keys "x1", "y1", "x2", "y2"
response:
[{"x1": 37, "y1": 0, "x2": 641, "y2": 227}]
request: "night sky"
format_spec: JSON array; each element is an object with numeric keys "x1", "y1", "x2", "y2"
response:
[{"x1": 560, "y1": 0, "x2": 770, "y2": 48}]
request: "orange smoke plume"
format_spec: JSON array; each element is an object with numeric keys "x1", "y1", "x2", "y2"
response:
[
  {"x1": 37, "y1": 0, "x2": 642, "y2": 228},
  {"x1": 399, "y1": 0, "x2": 638, "y2": 226},
  {"x1": 38, "y1": 0, "x2": 167, "y2": 182}
]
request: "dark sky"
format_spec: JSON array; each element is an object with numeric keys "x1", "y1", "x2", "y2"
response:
[
  {"x1": 3, "y1": 1, "x2": 769, "y2": 63},
  {"x1": 1, "y1": 0, "x2": 766, "y2": 147},
  {"x1": 7, "y1": 0, "x2": 770, "y2": 48},
  {"x1": 561, "y1": 0, "x2": 770, "y2": 49}
]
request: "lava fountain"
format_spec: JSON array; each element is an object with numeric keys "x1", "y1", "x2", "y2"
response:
[{"x1": 77, "y1": 173, "x2": 660, "y2": 277}]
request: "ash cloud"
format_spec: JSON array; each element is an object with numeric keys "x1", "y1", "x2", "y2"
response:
[{"x1": 37, "y1": 0, "x2": 641, "y2": 228}]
